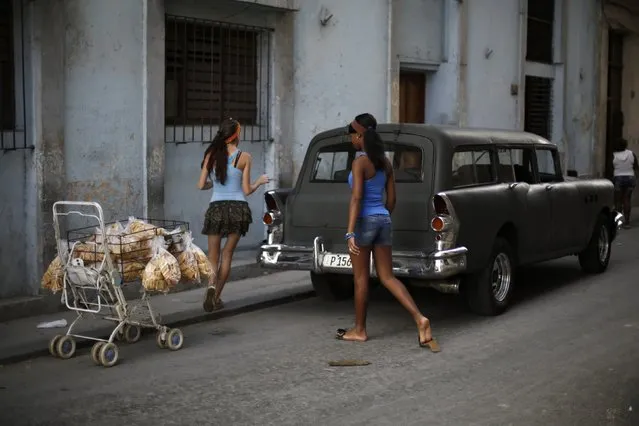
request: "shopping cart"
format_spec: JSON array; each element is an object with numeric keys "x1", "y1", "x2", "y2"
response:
[{"x1": 49, "y1": 201, "x2": 187, "y2": 368}]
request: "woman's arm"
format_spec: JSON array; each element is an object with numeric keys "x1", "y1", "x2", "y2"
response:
[
  {"x1": 198, "y1": 153, "x2": 213, "y2": 190},
  {"x1": 241, "y1": 153, "x2": 269, "y2": 196},
  {"x1": 347, "y1": 158, "x2": 364, "y2": 235},
  {"x1": 384, "y1": 162, "x2": 396, "y2": 214}
]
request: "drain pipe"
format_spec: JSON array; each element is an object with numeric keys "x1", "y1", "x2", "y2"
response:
[{"x1": 516, "y1": 0, "x2": 527, "y2": 130}]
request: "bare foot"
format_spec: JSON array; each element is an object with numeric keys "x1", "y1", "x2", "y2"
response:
[
  {"x1": 335, "y1": 328, "x2": 368, "y2": 342},
  {"x1": 418, "y1": 317, "x2": 441, "y2": 352}
]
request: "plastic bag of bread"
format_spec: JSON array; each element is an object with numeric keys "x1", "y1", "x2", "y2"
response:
[
  {"x1": 192, "y1": 241, "x2": 214, "y2": 283},
  {"x1": 176, "y1": 232, "x2": 201, "y2": 283},
  {"x1": 95, "y1": 222, "x2": 126, "y2": 258},
  {"x1": 123, "y1": 217, "x2": 162, "y2": 260},
  {"x1": 41, "y1": 255, "x2": 64, "y2": 293},
  {"x1": 141, "y1": 237, "x2": 181, "y2": 293},
  {"x1": 121, "y1": 261, "x2": 146, "y2": 282},
  {"x1": 72, "y1": 241, "x2": 108, "y2": 264}
]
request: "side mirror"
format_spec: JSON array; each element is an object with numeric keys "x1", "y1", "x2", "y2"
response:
[{"x1": 567, "y1": 169, "x2": 578, "y2": 178}]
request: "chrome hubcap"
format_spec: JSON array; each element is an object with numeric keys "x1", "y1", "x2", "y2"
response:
[
  {"x1": 598, "y1": 225, "x2": 610, "y2": 263},
  {"x1": 491, "y1": 253, "x2": 512, "y2": 302}
]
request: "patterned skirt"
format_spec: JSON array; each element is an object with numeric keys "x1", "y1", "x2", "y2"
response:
[{"x1": 201, "y1": 200, "x2": 253, "y2": 237}]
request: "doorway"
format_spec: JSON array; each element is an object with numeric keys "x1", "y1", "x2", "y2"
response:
[
  {"x1": 605, "y1": 30, "x2": 624, "y2": 180},
  {"x1": 399, "y1": 70, "x2": 426, "y2": 123}
]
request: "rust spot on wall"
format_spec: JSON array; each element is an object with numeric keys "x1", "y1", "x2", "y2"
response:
[{"x1": 67, "y1": 179, "x2": 143, "y2": 221}]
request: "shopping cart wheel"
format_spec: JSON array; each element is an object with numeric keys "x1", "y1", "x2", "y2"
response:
[
  {"x1": 166, "y1": 328, "x2": 184, "y2": 351},
  {"x1": 49, "y1": 335, "x2": 62, "y2": 357},
  {"x1": 91, "y1": 342, "x2": 105, "y2": 366},
  {"x1": 56, "y1": 336, "x2": 76, "y2": 360},
  {"x1": 123, "y1": 325, "x2": 142, "y2": 344},
  {"x1": 156, "y1": 331, "x2": 167, "y2": 349},
  {"x1": 99, "y1": 342, "x2": 119, "y2": 368}
]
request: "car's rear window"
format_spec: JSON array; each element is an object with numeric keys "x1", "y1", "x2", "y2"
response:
[{"x1": 310, "y1": 142, "x2": 424, "y2": 183}]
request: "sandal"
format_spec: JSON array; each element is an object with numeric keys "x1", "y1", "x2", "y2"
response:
[
  {"x1": 203, "y1": 286, "x2": 216, "y2": 313},
  {"x1": 419, "y1": 337, "x2": 441, "y2": 353}
]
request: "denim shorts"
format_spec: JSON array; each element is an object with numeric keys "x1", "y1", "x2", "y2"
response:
[
  {"x1": 614, "y1": 175, "x2": 636, "y2": 190},
  {"x1": 355, "y1": 214, "x2": 392, "y2": 246}
]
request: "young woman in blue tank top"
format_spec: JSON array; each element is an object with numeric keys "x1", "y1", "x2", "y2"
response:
[
  {"x1": 335, "y1": 113, "x2": 440, "y2": 352},
  {"x1": 198, "y1": 118, "x2": 269, "y2": 311}
]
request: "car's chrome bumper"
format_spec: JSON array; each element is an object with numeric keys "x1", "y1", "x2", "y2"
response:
[{"x1": 258, "y1": 236, "x2": 468, "y2": 279}]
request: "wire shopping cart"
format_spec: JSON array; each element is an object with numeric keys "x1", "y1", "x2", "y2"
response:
[{"x1": 49, "y1": 201, "x2": 189, "y2": 367}]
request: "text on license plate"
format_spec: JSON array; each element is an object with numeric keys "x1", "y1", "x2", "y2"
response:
[{"x1": 322, "y1": 254, "x2": 352, "y2": 268}]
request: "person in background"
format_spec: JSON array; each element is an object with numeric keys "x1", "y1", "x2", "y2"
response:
[
  {"x1": 612, "y1": 138, "x2": 638, "y2": 229},
  {"x1": 335, "y1": 112, "x2": 440, "y2": 352},
  {"x1": 198, "y1": 118, "x2": 269, "y2": 311}
]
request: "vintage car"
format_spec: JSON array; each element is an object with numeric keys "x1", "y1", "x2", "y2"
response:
[{"x1": 258, "y1": 124, "x2": 624, "y2": 316}]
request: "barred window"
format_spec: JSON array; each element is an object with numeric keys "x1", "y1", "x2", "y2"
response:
[
  {"x1": 0, "y1": 0, "x2": 15, "y2": 132},
  {"x1": 165, "y1": 15, "x2": 271, "y2": 139},
  {"x1": 526, "y1": 0, "x2": 555, "y2": 64}
]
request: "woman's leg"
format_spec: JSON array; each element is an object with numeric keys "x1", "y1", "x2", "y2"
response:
[
  {"x1": 373, "y1": 244, "x2": 439, "y2": 351},
  {"x1": 622, "y1": 186, "x2": 632, "y2": 225},
  {"x1": 214, "y1": 233, "x2": 241, "y2": 304},
  {"x1": 338, "y1": 246, "x2": 372, "y2": 342},
  {"x1": 204, "y1": 234, "x2": 222, "y2": 312}
]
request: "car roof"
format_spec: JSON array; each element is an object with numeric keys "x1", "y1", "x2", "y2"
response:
[{"x1": 310, "y1": 123, "x2": 555, "y2": 148}]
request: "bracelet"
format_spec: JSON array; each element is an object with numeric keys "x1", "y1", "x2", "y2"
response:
[{"x1": 344, "y1": 232, "x2": 355, "y2": 240}]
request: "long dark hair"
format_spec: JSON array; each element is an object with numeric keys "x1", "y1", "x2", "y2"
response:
[
  {"x1": 201, "y1": 118, "x2": 240, "y2": 185},
  {"x1": 614, "y1": 138, "x2": 628, "y2": 153},
  {"x1": 354, "y1": 113, "x2": 387, "y2": 172}
]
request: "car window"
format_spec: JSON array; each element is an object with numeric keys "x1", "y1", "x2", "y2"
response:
[
  {"x1": 536, "y1": 148, "x2": 562, "y2": 183},
  {"x1": 498, "y1": 148, "x2": 535, "y2": 184},
  {"x1": 310, "y1": 142, "x2": 423, "y2": 183},
  {"x1": 451, "y1": 149, "x2": 495, "y2": 187}
]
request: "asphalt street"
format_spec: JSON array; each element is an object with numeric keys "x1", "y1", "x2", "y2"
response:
[{"x1": 1, "y1": 230, "x2": 639, "y2": 426}]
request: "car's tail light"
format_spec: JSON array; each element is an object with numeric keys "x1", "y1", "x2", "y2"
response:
[
  {"x1": 431, "y1": 216, "x2": 445, "y2": 232},
  {"x1": 262, "y1": 211, "x2": 282, "y2": 226},
  {"x1": 433, "y1": 195, "x2": 449, "y2": 215}
]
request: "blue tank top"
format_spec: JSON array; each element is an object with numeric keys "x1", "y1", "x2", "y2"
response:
[
  {"x1": 348, "y1": 152, "x2": 390, "y2": 217},
  {"x1": 210, "y1": 150, "x2": 246, "y2": 202}
]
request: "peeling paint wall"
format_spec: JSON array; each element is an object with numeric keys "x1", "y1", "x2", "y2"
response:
[
  {"x1": 63, "y1": 0, "x2": 146, "y2": 221},
  {"x1": 465, "y1": 0, "x2": 520, "y2": 129},
  {"x1": 291, "y1": 0, "x2": 389, "y2": 181}
]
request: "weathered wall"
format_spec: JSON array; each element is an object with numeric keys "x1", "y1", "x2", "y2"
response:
[
  {"x1": 0, "y1": 151, "x2": 30, "y2": 297},
  {"x1": 465, "y1": 0, "x2": 520, "y2": 129},
  {"x1": 563, "y1": 0, "x2": 599, "y2": 175},
  {"x1": 63, "y1": 0, "x2": 145, "y2": 221},
  {"x1": 395, "y1": 0, "x2": 443, "y2": 66},
  {"x1": 163, "y1": 0, "x2": 284, "y2": 250},
  {"x1": 291, "y1": 0, "x2": 389, "y2": 180},
  {"x1": 621, "y1": 35, "x2": 639, "y2": 150}
]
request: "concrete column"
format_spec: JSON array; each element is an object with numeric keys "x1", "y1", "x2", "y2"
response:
[
  {"x1": 32, "y1": 0, "x2": 67, "y2": 290},
  {"x1": 144, "y1": 0, "x2": 166, "y2": 218}
]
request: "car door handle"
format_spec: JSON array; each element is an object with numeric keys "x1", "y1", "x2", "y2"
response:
[
  {"x1": 545, "y1": 185, "x2": 553, "y2": 191},
  {"x1": 508, "y1": 182, "x2": 519, "y2": 189}
]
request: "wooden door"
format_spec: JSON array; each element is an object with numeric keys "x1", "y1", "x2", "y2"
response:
[{"x1": 399, "y1": 71, "x2": 426, "y2": 123}]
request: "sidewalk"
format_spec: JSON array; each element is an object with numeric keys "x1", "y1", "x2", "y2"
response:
[
  {"x1": 0, "y1": 270, "x2": 313, "y2": 365},
  {"x1": 0, "y1": 247, "x2": 272, "y2": 322}
]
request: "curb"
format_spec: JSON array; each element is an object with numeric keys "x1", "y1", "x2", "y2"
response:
[
  {"x1": 0, "y1": 288, "x2": 316, "y2": 366},
  {"x1": 0, "y1": 261, "x2": 278, "y2": 323}
]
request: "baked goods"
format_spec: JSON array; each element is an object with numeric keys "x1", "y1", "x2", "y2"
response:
[
  {"x1": 141, "y1": 237, "x2": 181, "y2": 293},
  {"x1": 41, "y1": 255, "x2": 64, "y2": 293},
  {"x1": 176, "y1": 232, "x2": 201, "y2": 283}
]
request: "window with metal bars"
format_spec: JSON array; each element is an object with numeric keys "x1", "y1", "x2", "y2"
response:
[
  {"x1": 526, "y1": 0, "x2": 555, "y2": 64},
  {"x1": 524, "y1": 76, "x2": 553, "y2": 140},
  {"x1": 1, "y1": 0, "x2": 15, "y2": 132},
  {"x1": 165, "y1": 15, "x2": 272, "y2": 143}
]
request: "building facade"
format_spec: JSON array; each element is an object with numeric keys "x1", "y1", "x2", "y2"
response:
[{"x1": 1, "y1": 0, "x2": 638, "y2": 299}]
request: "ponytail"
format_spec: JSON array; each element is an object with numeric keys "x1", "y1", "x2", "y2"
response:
[
  {"x1": 201, "y1": 119, "x2": 239, "y2": 185},
  {"x1": 363, "y1": 128, "x2": 387, "y2": 172}
]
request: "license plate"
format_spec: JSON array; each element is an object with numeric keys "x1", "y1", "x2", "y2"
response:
[{"x1": 322, "y1": 253, "x2": 352, "y2": 269}]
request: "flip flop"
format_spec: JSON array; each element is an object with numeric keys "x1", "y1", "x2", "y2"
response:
[
  {"x1": 335, "y1": 328, "x2": 348, "y2": 340},
  {"x1": 203, "y1": 286, "x2": 216, "y2": 313},
  {"x1": 419, "y1": 337, "x2": 441, "y2": 353}
]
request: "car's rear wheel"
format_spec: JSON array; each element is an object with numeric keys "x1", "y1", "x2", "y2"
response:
[
  {"x1": 463, "y1": 237, "x2": 515, "y2": 316},
  {"x1": 311, "y1": 272, "x2": 354, "y2": 301},
  {"x1": 578, "y1": 213, "x2": 611, "y2": 274}
]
